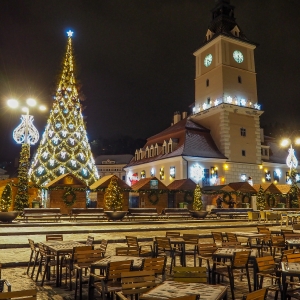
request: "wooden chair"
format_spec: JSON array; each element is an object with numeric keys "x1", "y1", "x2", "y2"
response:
[
  {"x1": 115, "y1": 247, "x2": 140, "y2": 256},
  {"x1": 283, "y1": 280, "x2": 300, "y2": 299},
  {"x1": 46, "y1": 234, "x2": 63, "y2": 241},
  {"x1": 270, "y1": 235, "x2": 286, "y2": 257},
  {"x1": 126, "y1": 236, "x2": 153, "y2": 257},
  {"x1": 222, "y1": 241, "x2": 244, "y2": 248},
  {"x1": 173, "y1": 266, "x2": 207, "y2": 283},
  {"x1": 226, "y1": 232, "x2": 239, "y2": 242},
  {"x1": 141, "y1": 257, "x2": 167, "y2": 282},
  {"x1": 280, "y1": 213, "x2": 289, "y2": 227},
  {"x1": 211, "y1": 232, "x2": 224, "y2": 245},
  {"x1": 197, "y1": 242, "x2": 218, "y2": 283},
  {"x1": 166, "y1": 232, "x2": 180, "y2": 237},
  {"x1": 182, "y1": 234, "x2": 199, "y2": 266},
  {"x1": 257, "y1": 225, "x2": 268, "y2": 231},
  {"x1": 286, "y1": 253, "x2": 300, "y2": 263},
  {"x1": 60, "y1": 245, "x2": 93, "y2": 290},
  {"x1": 27, "y1": 239, "x2": 39, "y2": 278},
  {"x1": 35, "y1": 243, "x2": 58, "y2": 286},
  {"x1": 86, "y1": 236, "x2": 94, "y2": 246},
  {"x1": 242, "y1": 288, "x2": 267, "y2": 300},
  {"x1": 275, "y1": 248, "x2": 294, "y2": 265},
  {"x1": 0, "y1": 289, "x2": 37, "y2": 299},
  {"x1": 250, "y1": 230, "x2": 272, "y2": 257},
  {"x1": 73, "y1": 249, "x2": 106, "y2": 299},
  {"x1": 88, "y1": 260, "x2": 133, "y2": 300},
  {"x1": 155, "y1": 237, "x2": 182, "y2": 274},
  {"x1": 214, "y1": 250, "x2": 252, "y2": 300},
  {"x1": 255, "y1": 256, "x2": 281, "y2": 300},
  {"x1": 96, "y1": 239, "x2": 108, "y2": 257},
  {"x1": 115, "y1": 270, "x2": 156, "y2": 299}
]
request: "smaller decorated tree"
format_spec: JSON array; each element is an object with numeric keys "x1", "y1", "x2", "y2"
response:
[
  {"x1": 290, "y1": 169, "x2": 300, "y2": 208},
  {"x1": 15, "y1": 143, "x2": 30, "y2": 211},
  {"x1": 0, "y1": 184, "x2": 12, "y2": 212},
  {"x1": 256, "y1": 185, "x2": 266, "y2": 210},
  {"x1": 193, "y1": 184, "x2": 203, "y2": 211},
  {"x1": 104, "y1": 178, "x2": 123, "y2": 211}
]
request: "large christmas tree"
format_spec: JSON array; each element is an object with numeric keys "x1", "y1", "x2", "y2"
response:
[{"x1": 29, "y1": 31, "x2": 99, "y2": 186}]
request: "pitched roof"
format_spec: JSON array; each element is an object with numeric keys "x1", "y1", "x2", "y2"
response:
[
  {"x1": 90, "y1": 174, "x2": 131, "y2": 190},
  {"x1": 167, "y1": 179, "x2": 197, "y2": 191},
  {"x1": 227, "y1": 182, "x2": 256, "y2": 193},
  {"x1": 276, "y1": 184, "x2": 292, "y2": 194},
  {"x1": 252, "y1": 183, "x2": 282, "y2": 194},
  {"x1": 131, "y1": 177, "x2": 168, "y2": 191},
  {"x1": 125, "y1": 118, "x2": 226, "y2": 168},
  {"x1": 45, "y1": 173, "x2": 86, "y2": 188}
]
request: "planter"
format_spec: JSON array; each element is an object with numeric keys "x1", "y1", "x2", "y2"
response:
[
  {"x1": 241, "y1": 203, "x2": 250, "y2": 208},
  {"x1": 0, "y1": 211, "x2": 19, "y2": 223},
  {"x1": 189, "y1": 210, "x2": 208, "y2": 219},
  {"x1": 277, "y1": 203, "x2": 285, "y2": 209},
  {"x1": 104, "y1": 211, "x2": 128, "y2": 221}
]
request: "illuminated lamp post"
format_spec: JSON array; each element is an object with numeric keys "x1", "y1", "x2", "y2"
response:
[{"x1": 7, "y1": 98, "x2": 46, "y2": 211}]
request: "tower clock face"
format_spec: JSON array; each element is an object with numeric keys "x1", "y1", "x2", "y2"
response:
[
  {"x1": 204, "y1": 54, "x2": 213, "y2": 67},
  {"x1": 233, "y1": 50, "x2": 244, "y2": 63}
]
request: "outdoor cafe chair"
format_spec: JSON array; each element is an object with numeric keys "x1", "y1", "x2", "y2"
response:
[
  {"x1": 270, "y1": 235, "x2": 286, "y2": 257},
  {"x1": 255, "y1": 256, "x2": 281, "y2": 300},
  {"x1": 166, "y1": 232, "x2": 181, "y2": 237},
  {"x1": 46, "y1": 234, "x2": 63, "y2": 241},
  {"x1": 60, "y1": 245, "x2": 93, "y2": 290},
  {"x1": 197, "y1": 242, "x2": 218, "y2": 283},
  {"x1": 214, "y1": 250, "x2": 252, "y2": 300},
  {"x1": 221, "y1": 241, "x2": 245, "y2": 248},
  {"x1": 95, "y1": 239, "x2": 108, "y2": 257},
  {"x1": 242, "y1": 288, "x2": 267, "y2": 300},
  {"x1": 27, "y1": 239, "x2": 39, "y2": 278},
  {"x1": 173, "y1": 266, "x2": 207, "y2": 283},
  {"x1": 74, "y1": 248, "x2": 106, "y2": 299},
  {"x1": 0, "y1": 289, "x2": 37, "y2": 300},
  {"x1": 115, "y1": 270, "x2": 156, "y2": 300},
  {"x1": 141, "y1": 256, "x2": 167, "y2": 283},
  {"x1": 283, "y1": 280, "x2": 300, "y2": 300},
  {"x1": 155, "y1": 237, "x2": 182, "y2": 274},
  {"x1": 88, "y1": 260, "x2": 133, "y2": 300},
  {"x1": 116, "y1": 247, "x2": 140, "y2": 256},
  {"x1": 286, "y1": 253, "x2": 300, "y2": 263},
  {"x1": 126, "y1": 236, "x2": 153, "y2": 257},
  {"x1": 211, "y1": 232, "x2": 224, "y2": 246},
  {"x1": 86, "y1": 236, "x2": 94, "y2": 246},
  {"x1": 182, "y1": 234, "x2": 199, "y2": 267}
]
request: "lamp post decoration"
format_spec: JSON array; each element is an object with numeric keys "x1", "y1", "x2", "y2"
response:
[
  {"x1": 286, "y1": 145, "x2": 298, "y2": 171},
  {"x1": 13, "y1": 114, "x2": 39, "y2": 145}
]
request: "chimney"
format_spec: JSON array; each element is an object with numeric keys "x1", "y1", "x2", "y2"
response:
[
  {"x1": 182, "y1": 111, "x2": 187, "y2": 119},
  {"x1": 173, "y1": 111, "x2": 181, "y2": 124}
]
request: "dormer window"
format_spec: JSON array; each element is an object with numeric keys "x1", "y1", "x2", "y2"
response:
[
  {"x1": 162, "y1": 141, "x2": 167, "y2": 155},
  {"x1": 150, "y1": 145, "x2": 154, "y2": 157},
  {"x1": 135, "y1": 151, "x2": 139, "y2": 161},
  {"x1": 231, "y1": 25, "x2": 240, "y2": 37},
  {"x1": 168, "y1": 144, "x2": 172, "y2": 153}
]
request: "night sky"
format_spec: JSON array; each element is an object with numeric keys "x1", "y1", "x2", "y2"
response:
[{"x1": 0, "y1": 0, "x2": 300, "y2": 161}]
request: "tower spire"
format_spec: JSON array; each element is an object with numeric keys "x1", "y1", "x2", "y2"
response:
[{"x1": 29, "y1": 31, "x2": 99, "y2": 186}]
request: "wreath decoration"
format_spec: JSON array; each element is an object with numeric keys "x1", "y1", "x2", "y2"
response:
[
  {"x1": 222, "y1": 192, "x2": 232, "y2": 205},
  {"x1": 148, "y1": 191, "x2": 159, "y2": 205},
  {"x1": 242, "y1": 194, "x2": 250, "y2": 203},
  {"x1": 267, "y1": 195, "x2": 276, "y2": 208},
  {"x1": 63, "y1": 190, "x2": 76, "y2": 207},
  {"x1": 184, "y1": 191, "x2": 194, "y2": 204}
]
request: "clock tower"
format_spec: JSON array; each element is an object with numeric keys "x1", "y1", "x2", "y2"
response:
[{"x1": 191, "y1": 0, "x2": 263, "y2": 168}]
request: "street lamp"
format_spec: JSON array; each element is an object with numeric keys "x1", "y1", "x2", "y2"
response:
[
  {"x1": 280, "y1": 137, "x2": 300, "y2": 173},
  {"x1": 7, "y1": 98, "x2": 46, "y2": 211}
]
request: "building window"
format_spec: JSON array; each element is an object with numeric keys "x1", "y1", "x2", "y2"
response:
[
  {"x1": 202, "y1": 168, "x2": 210, "y2": 186},
  {"x1": 206, "y1": 79, "x2": 209, "y2": 87},
  {"x1": 242, "y1": 150, "x2": 246, "y2": 156},
  {"x1": 150, "y1": 149, "x2": 153, "y2": 157},
  {"x1": 238, "y1": 76, "x2": 242, "y2": 83},
  {"x1": 135, "y1": 153, "x2": 138, "y2": 161},
  {"x1": 168, "y1": 144, "x2": 172, "y2": 153},
  {"x1": 141, "y1": 170, "x2": 146, "y2": 179},
  {"x1": 162, "y1": 145, "x2": 166, "y2": 155},
  {"x1": 240, "y1": 128, "x2": 246, "y2": 137},
  {"x1": 170, "y1": 166, "x2": 175, "y2": 179}
]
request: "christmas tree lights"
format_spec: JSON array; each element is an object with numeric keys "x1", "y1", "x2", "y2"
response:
[
  {"x1": 104, "y1": 178, "x2": 124, "y2": 211},
  {"x1": 256, "y1": 185, "x2": 266, "y2": 210},
  {"x1": 29, "y1": 31, "x2": 99, "y2": 186},
  {"x1": 193, "y1": 184, "x2": 202, "y2": 211}
]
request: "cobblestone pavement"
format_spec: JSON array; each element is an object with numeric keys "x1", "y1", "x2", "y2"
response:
[{"x1": 0, "y1": 220, "x2": 285, "y2": 299}]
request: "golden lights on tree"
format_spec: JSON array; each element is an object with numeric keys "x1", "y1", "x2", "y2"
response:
[{"x1": 104, "y1": 178, "x2": 124, "y2": 211}]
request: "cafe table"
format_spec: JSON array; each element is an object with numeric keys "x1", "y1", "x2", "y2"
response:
[
  {"x1": 281, "y1": 261, "x2": 300, "y2": 299},
  {"x1": 42, "y1": 240, "x2": 86, "y2": 287},
  {"x1": 139, "y1": 281, "x2": 227, "y2": 300},
  {"x1": 285, "y1": 238, "x2": 300, "y2": 249}
]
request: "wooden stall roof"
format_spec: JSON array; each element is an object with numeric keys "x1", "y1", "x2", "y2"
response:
[
  {"x1": 131, "y1": 177, "x2": 168, "y2": 191},
  {"x1": 45, "y1": 173, "x2": 87, "y2": 188},
  {"x1": 252, "y1": 183, "x2": 282, "y2": 194},
  {"x1": 90, "y1": 174, "x2": 131, "y2": 190},
  {"x1": 167, "y1": 178, "x2": 197, "y2": 191},
  {"x1": 202, "y1": 185, "x2": 234, "y2": 193},
  {"x1": 227, "y1": 182, "x2": 257, "y2": 193},
  {"x1": 276, "y1": 184, "x2": 292, "y2": 194}
]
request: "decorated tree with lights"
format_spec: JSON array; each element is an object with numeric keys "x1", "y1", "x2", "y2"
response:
[
  {"x1": 29, "y1": 31, "x2": 99, "y2": 186},
  {"x1": 290, "y1": 169, "x2": 300, "y2": 208},
  {"x1": 104, "y1": 178, "x2": 123, "y2": 211},
  {"x1": 193, "y1": 184, "x2": 202, "y2": 211},
  {"x1": 0, "y1": 184, "x2": 12, "y2": 212},
  {"x1": 15, "y1": 144, "x2": 30, "y2": 210},
  {"x1": 256, "y1": 185, "x2": 266, "y2": 210}
]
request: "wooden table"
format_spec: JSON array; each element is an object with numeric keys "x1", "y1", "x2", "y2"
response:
[
  {"x1": 140, "y1": 281, "x2": 227, "y2": 300},
  {"x1": 42, "y1": 240, "x2": 85, "y2": 287},
  {"x1": 285, "y1": 238, "x2": 300, "y2": 249},
  {"x1": 281, "y1": 262, "x2": 300, "y2": 299}
]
